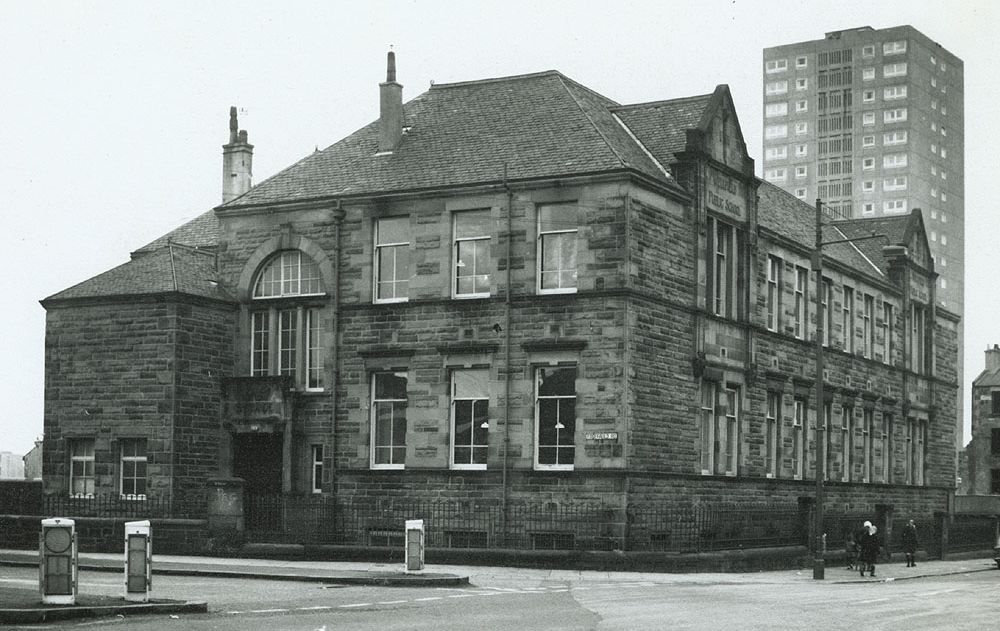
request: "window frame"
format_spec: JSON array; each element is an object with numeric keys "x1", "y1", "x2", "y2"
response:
[
  {"x1": 452, "y1": 209, "x2": 492, "y2": 299},
  {"x1": 374, "y1": 216, "x2": 411, "y2": 303},
  {"x1": 841, "y1": 405, "x2": 853, "y2": 482},
  {"x1": 794, "y1": 266, "x2": 808, "y2": 340},
  {"x1": 69, "y1": 438, "x2": 95, "y2": 497},
  {"x1": 536, "y1": 202, "x2": 579, "y2": 295},
  {"x1": 534, "y1": 365, "x2": 577, "y2": 470},
  {"x1": 370, "y1": 371, "x2": 408, "y2": 470},
  {"x1": 450, "y1": 369, "x2": 490, "y2": 470},
  {"x1": 311, "y1": 444, "x2": 323, "y2": 493},
  {"x1": 765, "y1": 392, "x2": 781, "y2": 478},
  {"x1": 793, "y1": 398, "x2": 806, "y2": 480},
  {"x1": 119, "y1": 438, "x2": 147, "y2": 499}
]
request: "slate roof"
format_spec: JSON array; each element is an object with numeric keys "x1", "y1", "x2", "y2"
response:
[
  {"x1": 135, "y1": 210, "x2": 220, "y2": 254},
  {"x1": 221, "y1": 71, "x2": 680, "y2": 209},
  {"x1": 833, "y1": 214, "x2": 916, "y2": 273},
  {"x1": 756, "y1": 183, "x2": 886, "y2": 281},
  {"x1": 43, "y1": 245, "x2": 232, "y2": 304},
  {"x1": 973, "y1": 361, "x2": 1000, "y2": 387},
  {"x1": 611, "y1": 94, "x2": 714, "y2": 168}
]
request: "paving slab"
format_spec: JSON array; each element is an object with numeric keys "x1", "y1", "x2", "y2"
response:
[{"x1": 0, "y1": 586, "x2": 206, "y2": 625}]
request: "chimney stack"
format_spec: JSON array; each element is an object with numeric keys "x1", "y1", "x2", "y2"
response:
[
  {"x1": 378, "y1": 49, "x2": 404, "y2": 154},
  {"x1": 986, "y1": 345, "x2": 1000, "y2": 372},
  {"x1": 222, "y1": 106, "x2": 254, "y2": 203}
]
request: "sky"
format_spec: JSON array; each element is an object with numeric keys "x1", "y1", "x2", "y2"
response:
[{"x1": 1, "y1": 0, "x2": 997, "y2": 456}]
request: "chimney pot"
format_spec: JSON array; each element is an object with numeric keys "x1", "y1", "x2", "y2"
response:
[
  {"x1": 222, "y1": 106, "x2": 254, "y2": 203},
  {"x1": 378, "y1": 50, "x2": 404, "y2": 153}
]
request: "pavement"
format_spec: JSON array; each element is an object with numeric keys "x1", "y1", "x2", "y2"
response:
[{"x1": 1, "y1": 549, "x2": 996, "y2": 624}]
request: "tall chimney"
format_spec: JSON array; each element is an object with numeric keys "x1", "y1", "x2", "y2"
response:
[
  {"x1": 986, "y1": 345, "x2": 1000, "y2": 372},
  {"x1": 222, "y1": 106, "x2": 254, "y2": 203},
  {"x1": 378, "y1": 49, "x2": 403, "y2": 153}
]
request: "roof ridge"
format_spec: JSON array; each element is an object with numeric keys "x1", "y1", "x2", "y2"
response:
[
  {"x1": 553, "y1": 74, "x2": 629, "y2": 170},
  {"x1": 612, "y1": 93, "x2": 715, "y2": 111},
  {"x1": 428, "y1": 70, "x2": 561, "y2": 90}
]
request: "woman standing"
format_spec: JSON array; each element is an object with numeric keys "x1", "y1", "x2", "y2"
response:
[{"x1": 858, "y1": 521, "x2": 881, "y2": 577}]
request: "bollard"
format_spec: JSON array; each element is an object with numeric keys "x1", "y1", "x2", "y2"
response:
[
  {"x1": 405, "y1": 519, "x2": 425, "y2": 573},
  {"x1": 124, "y1": 520, "x2": 152, "y2": 602},
  {"x1": 39, "y1": 517, "x2": 77, "y2": 605}
]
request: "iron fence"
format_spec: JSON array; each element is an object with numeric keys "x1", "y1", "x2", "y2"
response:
[
  {"x1": 244, "y1": 495, "x2": 806, "y2": 553},
  {"x1": 1, "y1": 494, "x2": 208, "y2": 520}
]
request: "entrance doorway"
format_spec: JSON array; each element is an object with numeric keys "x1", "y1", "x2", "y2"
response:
[{"x1": 232, "y1": 433, "x2": 283, "y2": 494}]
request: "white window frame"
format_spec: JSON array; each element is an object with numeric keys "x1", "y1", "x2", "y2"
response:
[
  {"x1": 765, "y1": 146, "x2": 788, "y2": 160},
  {"x1": 724, "y1": 387, "x2": 740, "y2": 476},
  {"x1": 794, "y1": 187, "x2": 807, "y2": 200},
  {"x1": 453, "y1": 210, "x2": 492, "y2": 299},
  {"x1": 862, "y1": 112, "x2": 875, "y2": 126},
  {"x1": 862, "y1": 135, "x2": 875, "y2": 148},
  {"x1": 795, "y1": 56, "x2": 807, "y2": 68},
  {"x1": 794, "y1": 122, "x2": 808, "y2": 135},
  {"x1": 537, "y1": 202, "x2": 578, "y2": 294},
  {"x1": 863, "y1": 408, "x2": 874, "y2": 483},
  {"x1": 767, "y1": 255, "x2": 781, "y2": 332},
  {"x1": 884, "y1": 199, "x2": 907, "y2": 214},
  {"x1": 450, "y1": 369, "x2": 490, "y2": 470},
  {"x1": 766, "y1": 392, "x2": 781, "y2": 478},
  {"x1": 374, "y1": 217, "x2": 410, "y2": 303},
  {"x1": 766, "y1": 59, "x2": 788, "y2": 73},
  {"x1": 69, "y1": 438, "x2": 95, "y2": 497},
  {"x1": 862, "y1": 45, "x2": 875, "y2": 58},
  {"x1": 793, "y1": 399, "x2": 806, "y2": 480},
  {"x1": 370, "y1": 371, "x2": 408, "y2": 469},
  {"x1": 119, "y1": 438, "x2": 147, "y2": 499},
  {"x1": 883, "y1": 176, "x2": 907, "y2": 192},
  {"x1": 862, "y1": 203, "x2": 874, "y2": 215},
  {"x1": 765, "y1": 102, "x2": 788, "y2": 117},
  {"x1": 883, "y1": 130, "x2": 907, "y2": 146},
  {"x1": 841, "y1": 405, "x2": 853, "y2": 482},
  {"x1": 765, "y1": 80, "x2": 788, "y2": 95},
  {"x1": 253, "y1": 250, "x2": 324, "y2": 299},
  {"x1": 794, "y1": 266, "x2": 808, "y2": 340},
  {"x1": 883, "y1": 153, "x2": 908, "y2": 169},
  {"x1": 310, "y1": 444, "x2": 323, "y2": 493},
  {"x1": 883, "y1": 40, "x2": 907, "y2": 55},
  {"x1": 795, "y1": 100, "x2": 808, "y2": 113},
  {"x1": 862, "y1": 90, "x2": 875, "y2": 103},
  {"x1": 862, "y1": 67, "x2": 875, "y2": 81},
  {"x1": 764, "y1": 167, "x2": 787, "y2": 182},
  {"x1": 862, "y1": 157, "x2": 875, "y2": 170},
  {"x1": 796, "y1": 78, "x2": 808, "y2": 91},
  {"x1": 534, "y1": 365, "x2": 577, "y2": 471},
  {"x1": 765, "y1": 124, "x2": 788, "y2": 139},
  {"x1": 795, "y1": 165, "x2": 807, "y2": 179},
  {"x1": 883, "y1": 85, "x2": 908, "y2": 100},
  {"x1": 795, "y1": 144, "x2": 808, "y2": 157},
  {"x1": 883, "y1": 62, "x2": 908, "y2": 78},
  {"x1": 883, "y1": 108, "x2": 908, "y2": 123},
  {"x1": 251, "y1": 306, "x2": 324, "y2": 391}
]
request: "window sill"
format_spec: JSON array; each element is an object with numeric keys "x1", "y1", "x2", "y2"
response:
[
  {"x1": 451, "y1": 465, "x2": 487, "y2": 471},
  {"x1": 370, "y1": 464, "x2": 405, "y2": 471},
  {"x1": 119, "y1": 495, "x2": 147, "y2": 501},
  {"x1": 534, "y1": 465, "x2": 574, "y2": 472},
  {"x1": 537, "y1": 288, "x2": 578, "y2": 296},
  {"x1": 452, "y1": 293, "x2": 491, "y2": 301},
  {"x1": 374, "y1": 298, "x2": 409, "y2": 305}
]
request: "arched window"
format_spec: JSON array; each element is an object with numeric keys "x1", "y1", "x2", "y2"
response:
[
  {"x1": 253, "y1": 250, "x2": 323, "y2": 298},
  {"x1": 250, "y1": 250, "x2": 326, "y2": 390}
]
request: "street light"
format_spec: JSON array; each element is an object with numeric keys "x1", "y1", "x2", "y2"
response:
[{"x1": 811, "y1": 199, "x2": 885, "y2": 580}]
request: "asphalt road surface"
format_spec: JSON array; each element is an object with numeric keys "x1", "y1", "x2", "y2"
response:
[{"x1": 3, "y1": 566, "x2": 998, "y2": 630}]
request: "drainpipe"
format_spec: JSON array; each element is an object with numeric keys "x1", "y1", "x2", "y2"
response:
[
  {"x1": 330, "y1": 202, "x2": 345, "y2": 496},
  {"x1": 501, "y1": 165, "x2": 513, "y2": 546}
]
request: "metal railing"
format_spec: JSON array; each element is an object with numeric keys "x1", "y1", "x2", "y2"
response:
[
  {"x1": 244, "y1": 495, "x2": 807, "y2": 553},
  {"x1": 0, "y1": 494, "x2": 208, "y2": 520}
]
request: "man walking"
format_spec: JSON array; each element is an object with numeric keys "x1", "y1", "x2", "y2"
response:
[{"x1": 901, "y1": 519, "x2": 918, "y2": 567}]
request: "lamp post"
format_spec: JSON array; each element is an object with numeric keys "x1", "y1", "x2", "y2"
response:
[{"x1": 811, "y1": 199, "x2": 885, "y2": 580}]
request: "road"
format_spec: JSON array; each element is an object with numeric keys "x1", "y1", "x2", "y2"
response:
[{"x1": 2, "y1": 566, "x2": 998, "y2": 630}]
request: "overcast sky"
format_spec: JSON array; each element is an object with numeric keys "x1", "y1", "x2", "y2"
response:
[{"x1": 1, "y1": 0, "x2": 997, "y2": 456}]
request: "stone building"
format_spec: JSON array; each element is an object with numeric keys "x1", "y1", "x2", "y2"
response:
[
  {"x1": 967, "y1": 345, "x2": 1000, "y2": 494},
  {"x1": 40, "y1": 54, "x2": 958, "y2": 541}
]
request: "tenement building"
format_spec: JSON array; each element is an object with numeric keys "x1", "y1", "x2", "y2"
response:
[
  {"x1": 967, "y1": 345, "x2": 1000, "y2": 494},
  {"x1": 761, "y1": 25, "x2": 965, "y2": 451},
  {"x1": 41, "y1": 53, "x2": 959, "y2": 545}
]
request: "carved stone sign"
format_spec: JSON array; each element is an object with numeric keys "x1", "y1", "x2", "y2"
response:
[
  {"x1": 706, "y1": 167, "x2": 747, "y2": 221},
  {"x1": 585, "y1": 432, "x2": 619, "y2": 441}
]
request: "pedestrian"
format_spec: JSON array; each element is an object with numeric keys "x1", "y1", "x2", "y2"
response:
[
  {"x1": 858, "y1": 521, "x2": 881, "y2": 577},
  {"x1": 901, "y1": 519, "x2": 918, "y2": 567},
  {"x1": 845, "y1": 527, "x2": 859, "y2": 570}
]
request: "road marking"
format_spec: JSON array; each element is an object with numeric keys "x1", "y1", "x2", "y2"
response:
[
  {"x1": 225, "y1": 611, "x2": 244, "y2": 615},
  {"x1": 448, "y1": 594, "x2": 476, "y2": 598},
  {"x1": 298, "y1": 605, "x2": 333, "y2": 610},
  {"x1": 857, "y1": 598, "x2": 889, "y2": 605},
  {"x1": 340, "y1": 603, "x2": 372, "y2": 608},
  {"x1": 376, "y1": 600, "x2": 408, "y2": 605},
  {"x1": 415, "y1": 596, "x2": 442, "y2": 601},
  {"x1": 248, "y1": 608, "x2": 288, "y2": 613},
  {"x1": 918, "y1": 589, "x2": 960, "y2": 597},
  {"x1": 0, "y1": 578, "x2": 37, "y2": 585}
]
